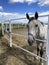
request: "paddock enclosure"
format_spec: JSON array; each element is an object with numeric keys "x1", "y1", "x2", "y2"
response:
[{"x1": 0, "y1": 14, "x2": 49, "y2": 65}]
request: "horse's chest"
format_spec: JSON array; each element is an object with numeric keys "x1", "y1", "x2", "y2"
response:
[
  {"x1": 39, "y1": 26, "x2": 46, "y2": 39},
  {"x1": 40, "y1": 27, "x2": 44, "y2": 36}
]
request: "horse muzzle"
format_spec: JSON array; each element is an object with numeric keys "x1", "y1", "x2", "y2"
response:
[
  {"x1": 28, "y1": 39, "x2": 34, "y2": 46},
  {"x1": 28, "y1": 33, "x2": 35, "y2": 46}
]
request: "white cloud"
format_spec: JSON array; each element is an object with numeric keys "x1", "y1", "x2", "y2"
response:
[
  {"x1": 9, "y1": 0, "x2": 38, "y2": 4},
  {"x1": 25, "y1": 0, "x2": 37, "y2": 4},
  {"x1": 0, "y1": 6, "x2": 3, "y2": 11},
  {"x1": 38, "y1": 0, "x2": 49, "y2": 6},
  {"x1": 9, "y1": 0, "x2": 49, "y2": 6},
  {"x1": 39, "y1": 11, "x2": 49, "y2": 16},
  {"x1": 9, "y1": 0, "x2": 24, "y2": 3},
  {"x1": 0, "y1": 11, "x2": 49, "y2": 24},
  {"x1": 38, "y1": 11, "x2": 49, "y2": 23},
  {"x1": 0, "y1": 12, "x2": 28, "y2": 24}
]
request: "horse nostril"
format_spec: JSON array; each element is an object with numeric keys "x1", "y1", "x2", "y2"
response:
[{"x1": 35, "y1": 24, "x2": 38, "y2": 27}]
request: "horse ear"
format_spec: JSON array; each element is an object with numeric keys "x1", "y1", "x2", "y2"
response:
[
  {"x1": 26, "y1": 13, "x2": 30, "y2": 20},
  {"x1": 35, "y1": 12, "x2": 38, "y2": 19}
]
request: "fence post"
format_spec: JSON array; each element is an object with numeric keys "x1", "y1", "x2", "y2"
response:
[
  {"x1": 6, "y1": 23, "x2": 7, "y2": 32},
  {"x1": 2, "y1": 23, "x2": 4, "y2": 36},
  {"x1": 9, "y1": 21, "x2": 12, "y2": 47},
  {"x1": 46, "y1": 15, "x2": 49, "y2": 65}
]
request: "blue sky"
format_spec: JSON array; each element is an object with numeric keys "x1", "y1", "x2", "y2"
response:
[
  {"x1": 0, "y1": 0, "x2": 49, "y2": 23},
  {"x1": 0, "y1": 0, "x2": 49, "y2": 13}
]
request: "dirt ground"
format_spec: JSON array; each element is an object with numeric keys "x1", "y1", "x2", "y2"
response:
[{"x1": 0, "y1": 29, "x2": 46, "y2": 65}]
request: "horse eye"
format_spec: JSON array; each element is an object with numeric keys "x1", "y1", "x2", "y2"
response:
[{"x1": 35, "y1": 24, "x2": 38, "y2": 27}]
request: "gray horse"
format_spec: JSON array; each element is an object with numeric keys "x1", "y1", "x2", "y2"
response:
[{"x1": 26, "y1": 12, "x2": 45, "y2": 62}]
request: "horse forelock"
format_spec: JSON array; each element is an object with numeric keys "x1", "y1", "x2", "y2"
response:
[{"x1": 29, "y1": 17, "x2": 35, "y2": 21}]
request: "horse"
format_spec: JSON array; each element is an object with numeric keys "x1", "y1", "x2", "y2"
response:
[{"x1": 26, "y1": 12, "x2": 46, "y2": 62}]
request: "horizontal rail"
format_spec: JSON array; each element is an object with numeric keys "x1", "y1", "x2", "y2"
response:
[
  {"x1": 13, "y1": 43, "x2": 47, "y2": 62},
  {"x1": 10, "y1": 14, "x2": 49, "y2": 21},
  {"x1": 36, "y1": 39, "x2": 47, "y2": 43},
  {"x1": 11, "y1": 33, "x2": 47, "y2": 43},
  {"x1": 5, "y1": 31, "x2": 27, "y2": 38},
  {"x1": 2, "y1": 14, "x2": 49, "y2": 23},
  {"x1": 4, "y1": 35, "x2": 47, "y2": 62},
  {"x1": 6, "y1": 31, "x2": 47, "y2": 43},
  {"x1": 12, "y1": 33, "x2": 27, "y2": 38},
  {"x1": 5, "y1": 31, "x2": 47, "y2": 43}
]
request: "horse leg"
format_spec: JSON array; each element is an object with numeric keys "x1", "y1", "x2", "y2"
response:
[
  {"x1": 36, "y1": 43, "x2": 40, "y2": 59},
  {"x1": 37, "y1": 43, "x2": 39, "y2": 55},
  {"x1": 40, "y1": 43, "x2": 44, "y2": 65}
]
